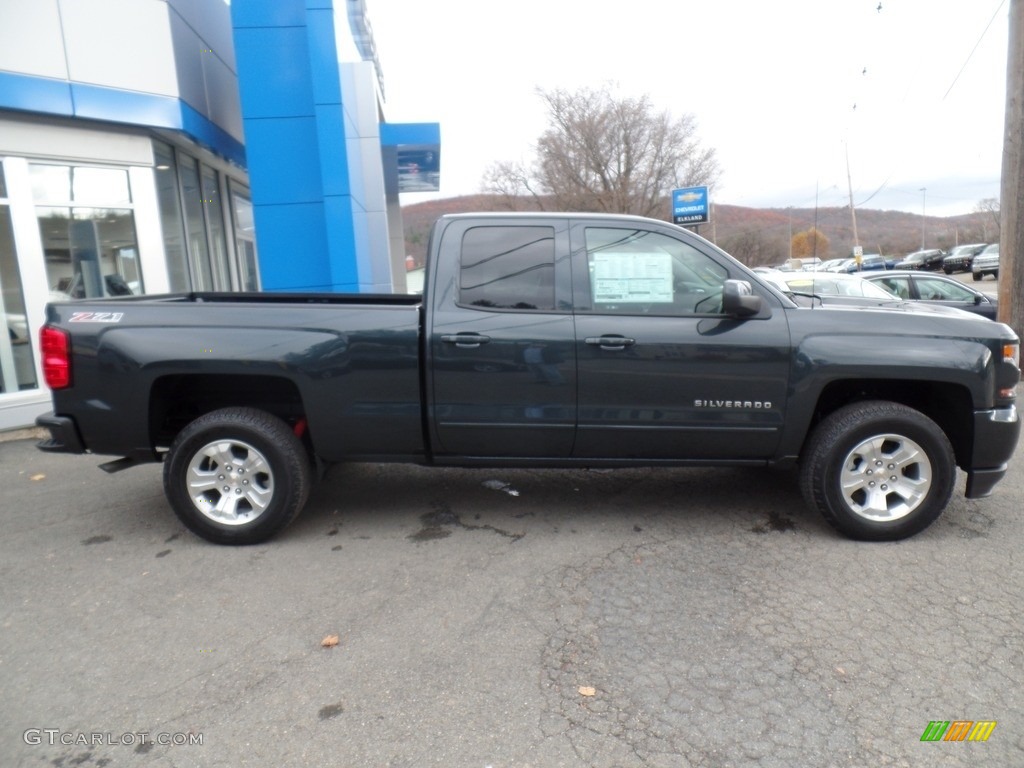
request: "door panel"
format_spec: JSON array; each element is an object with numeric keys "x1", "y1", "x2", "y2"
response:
[
  {"x1": 571, "y1": 223, "x2": 791, "y2": 461},
  {"x1": 428, "y1": 218, "x2": 576, "y2": 458}
]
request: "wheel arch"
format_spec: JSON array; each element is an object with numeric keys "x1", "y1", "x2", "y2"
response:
[
  {"x1": 149, "y1": 374, "x2": 307, "y2": 451},
  {"x1": 799, "y1": 378, "x2": 974, "y2": 469}
]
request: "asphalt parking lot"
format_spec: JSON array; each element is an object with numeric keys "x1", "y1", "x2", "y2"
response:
[{"x1": 2, "y1": 428, "x2": 1023, "y2": 767}]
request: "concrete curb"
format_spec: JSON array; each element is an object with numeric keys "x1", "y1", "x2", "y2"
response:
[{"x1": 0, "y1": 427, "x2": 46, "y2": 443}]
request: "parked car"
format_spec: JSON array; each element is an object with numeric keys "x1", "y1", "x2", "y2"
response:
[
  {"x1": 825, "y1": 258, "x2": 854, "y2": 272},
  {"x1": 942, "y1": 243, "x2": 987, "y2": 274},
  {"x1": 971, "y1": 244, "x2": 1000, "y2": 281},
  {"x1": 816, "y1": 258, "x2": 847, "y2": 272},
  {"x1": 762, "y1": 272, "x2": 899, "y2": 299},
  {"x1": 759, "y1": 272, "x2": 977, "y2": 317},
  {"x1": 863, "y1": 270, "x2": 998, "y2": 319},
  {"x1": 895, "y1": 249, "x2": 945, "y2": 271},
  {"x1": 842, "y1": 254, "x2": 896, "y2": 273}
]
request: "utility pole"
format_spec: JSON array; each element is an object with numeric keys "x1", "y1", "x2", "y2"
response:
[
  {"x1": 1000, "y1": 0, "x2": 1023, "y2": 338},
  {"x1": 919, "y1": 187, "x2": 927, "y2": 249},
  {"x1": 846, "y1": 143, "x2": 860, "y2": 266}
]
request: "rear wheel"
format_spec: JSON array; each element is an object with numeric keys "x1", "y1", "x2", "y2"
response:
[
  {"x1": 163, "y1": 407, "x2": 311, "y2": 544},
  {"x1": 800, "y1": 401, "x2": 955, "y2": 541}
]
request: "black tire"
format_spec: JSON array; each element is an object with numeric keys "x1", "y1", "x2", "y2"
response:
[
  {"x1": 972, "y1": 272, "x2": 982, "y2": 281},
  {"x1": 163, "y1": 407, "x2": 311, "y2": 545},
  {"x1": 800, "y1": 401, "x2": 955, "y2": 541}
]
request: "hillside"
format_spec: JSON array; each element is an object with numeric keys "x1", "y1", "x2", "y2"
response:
[{"x1": 399, "y1": 195, "x2": 999, "y2": 268}]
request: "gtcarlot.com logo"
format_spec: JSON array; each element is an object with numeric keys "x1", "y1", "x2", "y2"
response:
[
  {"x1": 23, "y1": 729, "x2": 203, "y2": 747},
  {"x1": 920, "y1": 720, "x2": 997, "y2": 742}
]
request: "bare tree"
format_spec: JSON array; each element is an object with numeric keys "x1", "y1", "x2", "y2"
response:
[
  {"x1": 975, "y1": 197, "x2": 1000, "y2": 241},
  {"x1": 484, "y1": 85, "x2": 720, "y2": 217}
]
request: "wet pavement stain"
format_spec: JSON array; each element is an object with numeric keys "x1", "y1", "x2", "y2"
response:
[
  {"x1": 751, "y1": 511, "x2": 796, "y2": 534},
  {"x1": 164, "y1": 533, "x2": 181, "y2": 543},
  {"x1": 318, "y1": 703, "x2": 344, "y2": 720},
  {"x1": 155, "y1": 550, "x2": 171, "y2": 558},
  {"x1": 407, "y1": 504, "x2": 524, "y2": 542},
  {"x1": 408, "y1": 525, "x2": 452, "y2": 542},
  {"x1": 81, "y1": 535, "x2": 112, "y2": 545}
]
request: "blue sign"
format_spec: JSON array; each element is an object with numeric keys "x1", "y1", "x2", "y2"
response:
[{"x1": 672, "y1": 186, "x2": 710, "y2": 225}]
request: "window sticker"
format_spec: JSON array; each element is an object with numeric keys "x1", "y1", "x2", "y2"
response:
[{"x1": 592, "y1": 252, "x2": 673, "y2": 303}]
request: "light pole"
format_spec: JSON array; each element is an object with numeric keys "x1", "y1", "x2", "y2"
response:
[{"x1": 919, "y1": 187, "x2": 927, "y2": 249}]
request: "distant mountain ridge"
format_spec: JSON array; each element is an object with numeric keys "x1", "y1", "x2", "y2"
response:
[{"x1": 399, "y1": 195, "x2": 997, "y2": 268}]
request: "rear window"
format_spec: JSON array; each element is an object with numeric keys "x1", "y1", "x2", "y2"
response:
[{"x1": 459, "y1": 226, "x2": 556, "y2": 310}]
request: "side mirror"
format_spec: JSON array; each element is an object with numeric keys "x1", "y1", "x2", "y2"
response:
[
  {"x1": 975, "y1": 294, "x2": 984, "y2": 305},
  {"x1": 722, "y1": 279, "x2": 763, "y2": 318}
]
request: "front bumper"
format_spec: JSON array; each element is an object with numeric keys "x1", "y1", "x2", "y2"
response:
[
  {"x1": 35, "y1": 412, "x2": 86, "y2": 454},
  {"x1": 965, "y1": 405, "x2": 1020, "y2": 498}
]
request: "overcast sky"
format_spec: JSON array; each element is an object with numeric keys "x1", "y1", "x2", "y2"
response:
[{"x1": 367, "y1": 0, "x2": 1009, "y2": 217}]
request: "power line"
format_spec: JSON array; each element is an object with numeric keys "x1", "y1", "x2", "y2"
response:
[{"x1": 943, "y1": 0, "x2": 1008, "y2": 100}]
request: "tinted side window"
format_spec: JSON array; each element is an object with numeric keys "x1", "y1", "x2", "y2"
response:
[
  {"x1": 459, "y1": 226, "x2": 555, "y2": 310},
  {"x1": 916, "y1": 277, "x2": 973, "y2": 301},
  {"x1": 584, "y1": 227, "x2": 728, "y2": 315},
  {"x1": 875, "y1": 276, "x2": 910, "y2": 299}
]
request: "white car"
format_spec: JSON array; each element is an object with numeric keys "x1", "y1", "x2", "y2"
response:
[
  {"x1": 761, "y1": 271, "x2": 898, "y2": 299},
  {"x1": 971, "y1": 244, "x2": 999, "y2": 281},
  {"x1": 759, "y1": 271, "x2": 979, "y2": 319}
]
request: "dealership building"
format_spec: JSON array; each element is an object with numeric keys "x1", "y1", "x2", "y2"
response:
[{"x1": 0, "y1": 0, "x2": 438, "y2": 430}]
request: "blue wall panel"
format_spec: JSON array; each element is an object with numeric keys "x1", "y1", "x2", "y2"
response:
[
  {"x1": 0, "y1": 71, "x2": 73, "y2": 115},
  {"x1": 229, "y1": 1, "x2": 307, "y2": 29},
  {"x1": 0, "y1": 71, "x2": 246, "y2": 168},
  {"x1": 322, "y1": 195, "x2": 360, "y2": 290},
  {"x1": 233, "y1": 26, "x2": 315, "y2": 120},
  {"x1": 231, "y1": 0, "x2": 394, "y2": 293},
  {"x1": 243, "y1": 116, "x2": 324, "y2": 205},
  {"x1": 314, "y1": 104, "x2": 351, "y2": 198},
  {"x1": 251, "y1": 203, "x2": 332, "y2": 290}
]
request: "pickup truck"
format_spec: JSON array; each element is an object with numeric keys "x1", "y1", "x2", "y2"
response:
[{"x1": 35, "y1": 212, "x2": 1021, "y2": 545}]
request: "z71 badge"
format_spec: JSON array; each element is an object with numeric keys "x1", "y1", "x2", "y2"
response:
[{"x1": 68, "y1": 311, "x2": 124, "y2": 323}]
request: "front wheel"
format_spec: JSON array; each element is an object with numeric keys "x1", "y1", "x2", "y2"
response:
[
  {"x1": 800, "y1": 401, "x2": 955, "y2": 541},
  {"x1": 163, "y1": 407, "x2": 312, "y2": 544}
]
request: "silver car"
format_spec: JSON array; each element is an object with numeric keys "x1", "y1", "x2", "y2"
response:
[{"x1": 971, "y1": 243, "x2": 999, "y2": 281}]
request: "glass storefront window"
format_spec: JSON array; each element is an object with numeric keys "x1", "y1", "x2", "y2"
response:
[
  {"x1": 201, "y1": 164, "x2": 230, "y2": 290},
  {"x1": 31, "y1": 162, "x2": 143, "y2": 300},
  {"x1": 153, "y1": 142, "x2": 190, "y2": 292},
  {"x1": 231, "y1": 185, "x2": 259, "y2": 291},
  {"x1": 30, "y1": 165, "x2": 132, "y2": 207},
  {"x1": 38, "y1": 207, "x2": 142, "y2": 298},
  {"x1": 179, "y1": 156, "x2": 215, "y2": 291},
  {"x1": 1, "y1": 164, "x2": 38, "y2": 392}
]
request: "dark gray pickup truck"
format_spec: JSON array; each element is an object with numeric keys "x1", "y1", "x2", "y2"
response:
[{"x1": 36, "y1": 213, "x2": 1020, "y2": 544}]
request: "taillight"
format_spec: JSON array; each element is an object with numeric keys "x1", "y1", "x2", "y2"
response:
[{"x1": 41, "y1": 326, "x2": 71, "y2": 389}]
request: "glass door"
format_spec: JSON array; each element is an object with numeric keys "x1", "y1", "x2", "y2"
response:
[{"x1": 0, "y1": 164, "x2": 38, "y2": 394}]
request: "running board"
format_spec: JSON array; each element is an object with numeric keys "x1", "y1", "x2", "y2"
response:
[{"x1": 98, "y1": 457, "x2": 138, "y2": 474}]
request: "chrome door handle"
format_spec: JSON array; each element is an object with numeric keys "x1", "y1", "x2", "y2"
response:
[
  {"x1": 584, "y1": 336, "x2": 636, "y2": 350},
  {"x1": 440, "y1": 333, "x2": 491, "y2": 348}
]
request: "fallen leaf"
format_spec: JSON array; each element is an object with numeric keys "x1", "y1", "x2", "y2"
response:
[
  {"x1": 30, "y1": 473, "x2": 46, "y2": 481},
  {"x1": 578, "y1": 686, "x2": 596, "y2": 697},
  {"x1": 321, "y1": 634, "x2": 340, "y2": 648}
]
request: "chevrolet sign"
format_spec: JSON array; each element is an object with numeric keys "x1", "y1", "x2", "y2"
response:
[{"x1": 672, "y1": 186, "x2": 710, "y2": 225}]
